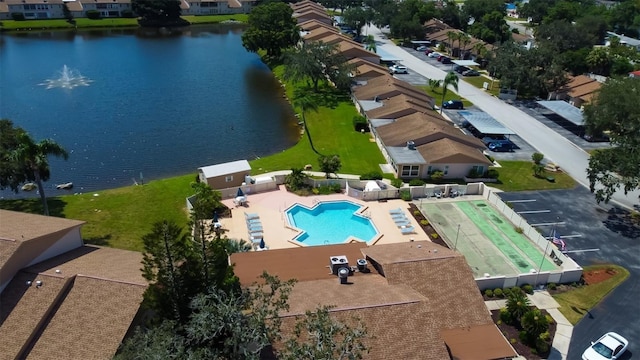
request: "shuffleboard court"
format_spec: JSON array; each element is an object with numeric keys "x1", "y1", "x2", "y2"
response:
[{"x1": 421, "y1": 200, "x2": 559, "y2": 278}]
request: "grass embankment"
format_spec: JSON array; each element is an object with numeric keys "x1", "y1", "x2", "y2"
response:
[
  {"x1": 250, "y1": 65, "x2": 386, "y2": 175},
  {"x1": 490, "y1": 161, "x2": 576, "y2": 192},
  {"x1": 463, "y1": 76, "x2": 501, "y2": 97},
  {"x1": 418, "y1": 85, "x2": 473, "y2": 108},
  {"x1": 0, "y1": 15, "x2": 248, "y2": 31},
  {"x1": 0, "y1": 175, "x2": 194, "y2": 251},
  {"x1": 553, "y1": 265, "x2": 629, "y2": 325}
]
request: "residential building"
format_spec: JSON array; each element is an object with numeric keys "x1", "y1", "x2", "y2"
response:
[
  {"x1": 230, "y1": 241, "x2": 518, "y2": 360},
  {"x1": 0, "y1": 210, "x2": 146, "y2": 360},
  {"x1": 606, "y1": 31, "x2": 640, "y2": 52},
  {"x1": 197, "y1": 159, "x2": 252, "y2": 189},
  {"x1": 548, "y1": 75, "x2": 602, "y2": 108}
]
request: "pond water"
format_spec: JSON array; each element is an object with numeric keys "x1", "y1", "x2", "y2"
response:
[{"x1": 0, "y1": 25, "x2": 299, "y2": 198}]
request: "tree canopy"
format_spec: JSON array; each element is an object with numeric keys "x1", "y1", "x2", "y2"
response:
[
  {"x1": 241, "y1": 2, "x2": 300, "y2": 58},
  {"x1": 284, "y1": 41, "x2": 353, "y2": 92},
  {"x1": 584, "y1": 78, "x2": 640, "y2": 203},
  {"x1": 131, "y1": 0, "x2": 187, "y2": 27}
]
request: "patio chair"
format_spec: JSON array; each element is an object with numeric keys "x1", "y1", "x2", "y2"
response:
[
  {"x1": 434, "y1": 190, "x2": 442, "y2": 199},
  {"x1": 248, "y1": 224, "x2": 263, "y2": 232},
  {"x1": 246, "y1": 218, "x2": 262, "y2": 225},
  {"x1": 391, "y1": 213, "x2": 407, "y2": 219},
  {"x1": 248, "y1": 231, "x2": 264, "y2": 238},
  {"x1": 389, "y1": 208, "x2": 404, "y2": 215},
  {"x1": 395, "y1": 220, "x2": 411, "y2": 228},
  {"x1": 245, "y1": 212, "x2": 259, "y2": 220},
  {"x1": 400, "y1": 226, "x2": 416, "y2": 234}
]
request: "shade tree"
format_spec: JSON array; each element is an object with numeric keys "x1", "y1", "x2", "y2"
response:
[{"x1": 241, "y1": 2, "x2": 300, "y2": 58}]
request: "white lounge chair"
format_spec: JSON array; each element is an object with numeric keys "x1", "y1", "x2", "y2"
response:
[
  {"x1": 245, "y1": 212, "x2": 259, "y2": 219},
  {"x1": 248, "y1": 224, "x2": 263, "y2": 232},
  {"x1": 391, "y1": 213, "x2": 407, "y2": 219},
  {"x1": 249, "y1": 231, "x2": 264, "y2": 238},
  {"x1": 395, "y1": 220, "x2": 411, "y2": 228},
  {"x1": 246, "y1": 218, "x2": 262, "y2": 225},
  {"x1": 434, "y1": 190, "x2": 442, "y2": 199},
  {"x1": 389, "y1": 208, "x2": 404, "y2": 214}
]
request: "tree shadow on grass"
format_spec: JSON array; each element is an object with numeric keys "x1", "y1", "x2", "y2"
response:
[
  {"x1": 84, "y1": 234, "x2": 112, "y2": 247},
  {"x1": 0, "y1": 197, "x2": 68, "y2": 218},
  {"x1": 293, "y1": 84, "x2": 349, "y2": 110}
]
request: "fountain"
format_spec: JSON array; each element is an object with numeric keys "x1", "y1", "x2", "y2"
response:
[{"x1": 39, "y1": 65, "x2": 92, "y2": 89}]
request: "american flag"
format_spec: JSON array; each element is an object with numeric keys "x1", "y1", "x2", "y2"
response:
[{"x1": 551, "y1": 230, "x2": 566, "y2": 251}]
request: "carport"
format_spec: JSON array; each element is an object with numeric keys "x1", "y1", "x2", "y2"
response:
[
  {"x1": 451, "y1": 60, "x2": 479, "y2": 67},
  {"x1": 459, "y1": 111, "x2": 515, "y2": 137},
  {"x1": 376, "y1": 48, "x2": 403, "y2": 63},
  {"x1": 537, "y1": 100, "x2": 584, "y2": 126}
]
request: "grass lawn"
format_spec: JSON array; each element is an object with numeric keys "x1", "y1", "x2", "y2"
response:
[
  {"x1": 250, "y1": 65, "x2": 385, "y2": 176},
  {"x1": 553, "y1": 265, "x2": 629, "y2": 325},
  {"x1": 490, "y1": 161, "x2": 576, "y2": 192},
  {"x1": 463, "y1": 76, "x2": 501, "y2": 97},
  {"x1": 182, "y1": 14, "x2": 248, "y2": 24},
  {"x1": 418, "y1": 86, "x2": 473, "y2": 108},
  {"x1": 0, "y1": 175, "x2": 195, "y2": 252},
  {"x1": 1, "y1": 18, "x2": 139, "y2": 30}
]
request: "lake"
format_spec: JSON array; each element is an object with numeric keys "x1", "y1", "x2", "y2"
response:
[{"x1": 0, "y1": 24, "x2": 299, "y2": 198}]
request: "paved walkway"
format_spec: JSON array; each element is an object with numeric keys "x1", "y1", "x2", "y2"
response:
[
  {"x1": 485, "y1": 290, "x2": 573, "y2": 360},
  {"x1": 365, "y1": 25, "x2": 639, "y2": 210}
]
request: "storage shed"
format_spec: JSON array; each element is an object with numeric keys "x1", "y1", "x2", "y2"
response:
[{"x1": 198, "y1": 160, "x2": 251, "y2": 190}]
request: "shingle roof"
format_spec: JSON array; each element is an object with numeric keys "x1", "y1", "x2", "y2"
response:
[
  {"x1": 291, "y1": 0, "x2": 326, "y2": 11},
  {"x1": 353, "y1": 75, "x2": 434, "y2": 107},
  {"x1": 557, "y1": 75, "x2": 602, "y2": 103},
  {"x1": 417, "y1": 138, "x2": 493, "y2": 165},
  {"x1": 365, "y1": 95, "x2": 431, "y2": 119},
  {"x1": 298, "y1": 19, "x2": 338, "y2": 33},
  {"x1": 303, "y1": 27, "x2": 342, "y2": 41}
]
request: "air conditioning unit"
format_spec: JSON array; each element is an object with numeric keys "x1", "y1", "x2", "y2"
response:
[
  {"x1": 338, "y1": 267, "x2": 350, "y2": 284},
  {"x1": 357, "y1": 259, "x2": 368, "y2": 272},
  {"x1": 329, "y1": 255, "x2": 349, "y2": 275}
]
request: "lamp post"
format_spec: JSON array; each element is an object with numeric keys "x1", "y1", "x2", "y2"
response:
[{"x1": 454, "y1": 224, "x2": 461, "y2": 251}]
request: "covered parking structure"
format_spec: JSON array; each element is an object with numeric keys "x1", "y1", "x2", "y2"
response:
[
  {"x1": 459, "y1": 111, "x2": 515, "y2": 137},
  {"x1": 451, "y1": 60, "x2": 479, "y2": 67},
  {"x1": 536, "y1": 100, "x2": 601, "y2": 139}
]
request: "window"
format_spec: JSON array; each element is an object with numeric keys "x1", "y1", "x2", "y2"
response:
[
  {"x1": 444, "y1": 166, "x2": 449, "y2": 175},
  {"x1": 472, "y1": 165, "x2": 484, "y2": 174},
  {"x1": 225, "y1": 175, "x2": 233, "y2": 182},
  {"x1": 427, "y1": 166, "x2": 433, "y2": 174},
  {"x1": 401, "y1": 165, "x2": 419, "y2": 177}
]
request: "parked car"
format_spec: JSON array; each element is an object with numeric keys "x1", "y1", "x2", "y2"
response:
[
  {"x1": 428, "y1": 52, "x2": 442, "y2": 58},
  {"x1": 425, "y1": 48, "x2": 434, "y2": 55},
  {"x1": 455, "y1": 65, "x2": 470, "y2": 74},
  {"x1": 437, "y1": 55, "x2": 446, "y2": 62},
  {"x1": 481, "y1": 135, "x2": 506, "y2": 145},
  {"x1": 441, "y1": 57, "x2": 452, "y2": 64},
  {"x1": 582, "y1": 332, "x2": 628, "y2": 360},
  {"x1": 442, "y1": 100, "x2": 464, "y2": 109},
  {"x1": 416, "y1": 45, "x2": 428, "y2": 51},
  {"x1": 389, "y1": 65, "x2": 408, "y2": 74},
  {"x1": 488, "y1": 141, "x2": 514, "y2": 152},
  {"x1": 463, "y1": 69, "x2": 481, "y2": 76}
]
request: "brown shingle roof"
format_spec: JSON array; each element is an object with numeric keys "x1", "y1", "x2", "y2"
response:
[
  {"x1": 291, "y1": 0, "x2": 325, "y2": 11},
  {"x1": 292, "y1": 8, "x2": 331, "y2": 20},
  {"x1": 352, "y1": 63, "x2": 389, "y2": 79},
  {"x1": 417, "y1": 138, "x2": 493, "y2": 165},
  {"x1": 353, "y1": 75, "x2": 434, "y2": 107},
  {"x1": 298, "y1": 19, "x2": 338, "y2": 33},
  {"x1": 557, "y1": 75, "x2": 602, "y2": 103},
  {"x1": 441, "y1": 324, "x2": 518, "y2": 360},
  {"x1": 366, "y1": 95, "x2": 431, "y2": 119},
  {"x1": 303, "y1": 27, "x2": 345, "y2": 42}
]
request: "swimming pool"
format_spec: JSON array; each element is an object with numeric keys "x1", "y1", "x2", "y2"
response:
[{"x1": 285, "y1": 200, "x2": 378, "y2": 246}]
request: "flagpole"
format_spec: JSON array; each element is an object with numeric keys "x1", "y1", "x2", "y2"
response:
[{"x1": 535, "y1": 217, "x2": 558, "y2": 288}]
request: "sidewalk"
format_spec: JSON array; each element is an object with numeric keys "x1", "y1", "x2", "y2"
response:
[{"x1": 485, "y1": 290, "x2": 573, "y2": 360}]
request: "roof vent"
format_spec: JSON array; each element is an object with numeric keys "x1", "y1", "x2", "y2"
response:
[
  {"x1": 374, "y1": 95, "x2": 380, "y2": 102},
  {"x1": 338, "y1": 267, "x2": 350, "y2": 284},
  {"x1": 55, "y1": 269, "x2": 61, "y2": 274},
  {"x1": 329, "y1": 255, "x2": 349, "y2": 275},
  {"x1": 26, "y1": 281, "x2": 32, "y2": 286},
  {"x1": 407, "y1": 140, "x2": 415, "y2": 150},
  {"x1": 35, "y1": 280, "x2": 43, "y2": 288},
  {"x1": 357, "y1": 258, "x2": 368, "y2": 272}
]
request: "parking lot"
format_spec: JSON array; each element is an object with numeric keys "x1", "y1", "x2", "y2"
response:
[{"x1": 498, "y1": 188, "x2": 640, "y2": 360}]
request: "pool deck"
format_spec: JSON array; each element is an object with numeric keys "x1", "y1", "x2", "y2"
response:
[{"x1": 218, "y1": 185, "x2": 429, "y2": 250}]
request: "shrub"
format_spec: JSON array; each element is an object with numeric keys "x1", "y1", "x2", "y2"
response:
[
  {"x1": 360, "y1": 171, "x2": 383, "y2": 180},
  {"x1": 86, "y1": 10, "x2": 101, "y2": 19},
  {"x1": 430, "y1": 170, "x2": 444, "y2": 182},
  {"x1": 539, "y1": 331, "x2": 551, "y2": 341},
  {"x1": 521, "y1": 309, "x2": 549, "y2": 339},
  {"x1": 536, "y1": 338, "x2": 550, "y2": 354},
  {"x1": 352, "y1": 115, "x2": 368, "y2": 132},
  {"x1": 409, "y1": 178, "x2": 425, "y2": 186},
  {"x1": 391, "y1": 178, "x2": 403, "y2": 188},
  {"x1": 514, "y1": 226, "x2": 523, "y2": 233},
  {"x1": 510, "y1": 338, "x2": 517, "y2": 344},
  {"x1": 467, "y1": 168, "x2": 480, "y2": 178},
  {"x1": 484, "y1": 289, "x2": 494, "y2": 297},
  {"x1": 493, "y1": 288, "x2": 504, "y2": 298},
  {"x1": 486, "y1": 169, "x2": 499, "y2": 179},
  {"x1": 430, "y1": 233, "x2": 439, "y2": 239},
  {"x1": 547, "y1": 282, "x2": 557, "y2": 290},
  {"x1": 11, "y1": 13, "x2": 25, "y2": 21},
  {"x1": 413, "y1": 210, "x2": 421, "y2": 216},
  {"x1": 121, "y1": 9, "x2": 135, "y2": 18},
  {"x1": 522, "y1": 284, "x2": 534, "y2": 294},
  {"x1": 400, "y1": 190, "x2": 412, "y2": 201},
  {"x1": 519, "y1": 330, "x2": 529, "y2": 343},
  {"x1": 499, "y1": 308, "x2": 512, "y2": 324},
  {"x1": 420, "y1": 219, "x2": 429, "y2": 226},
  {"x1": 330, "y1": 182, "x2": 341, "y2": 193},
  {"x1": 505, "y1": 201, "x2": 514, "y2": 208},
  {"x1": 506, "y1": 287, "x2": 530, "y2": 322},
  {"x1": 312, "y1": 187, "x2": 320, "y2": 194}
]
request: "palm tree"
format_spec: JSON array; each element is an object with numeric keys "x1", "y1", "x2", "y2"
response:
[
  {"x1": 224, "y1": 238, "x2": 252, "y2": 254},
  {"x1": 446, "y1": 31, "x2": 457, "y2": 56},
  {"x1": 458, "y1": 33, "x2": 471, "y2": 59},
  {"x1": 293, "y1": 94, "x2": 322, "y2": 155},
  {"x1": 440, "y1": 71, "x2": 459, "y2": 114},
  {"x1": 428, "y1": 78, "x2": 442, "y2": 92},
  {"x1": 11, "y1": 132, "x2": 68, "y2": 216},
  {"x1": 364, "y1": 35, "x2": 377, "y2": 53}
]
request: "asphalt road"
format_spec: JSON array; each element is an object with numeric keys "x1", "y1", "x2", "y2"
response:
[
  {"x1": 365, "y1": 25, "x2": 640, "y2": 210},
  {"x1": 498, "y1": 188, "x2": 639, "y2": 359}
]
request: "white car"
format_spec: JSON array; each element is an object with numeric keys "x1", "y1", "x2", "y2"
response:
[
  {"x1": 389, "y1": 65, "x2": 408, "y2": 74},
  {"x1": 428, "y1": 52, "x2": 442, "y2": 58},
  {"x1": 582, "y1": 332, "x2": 628, "y2": 360},
  {"x1": 416, "y1": 45, "x2": 428, "y2": 51}
]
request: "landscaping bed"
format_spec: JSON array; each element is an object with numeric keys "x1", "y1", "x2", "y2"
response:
[
  {"x1": 491, "y1": 309, "x2": 556, "y2": 360},
  {"x1": 407, "y1": 202, "x2": 448, "y2": 248}
]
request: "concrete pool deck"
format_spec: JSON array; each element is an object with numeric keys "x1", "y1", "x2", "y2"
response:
[{"x1": 219, "y1": 185, "x2": 430, "y2": 250}]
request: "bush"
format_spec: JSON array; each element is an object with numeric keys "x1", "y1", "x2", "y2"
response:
[
  {"x1": 484, "y1": 289, "x2": 494, "y2": 297},
  {"x1": 430, "y1": 233, "x2": 439, "y2": 239},
  {"x1": 539, "y1": 331, "x2": 551, "y2": 341},
  {"x1": 499, "y1": 308, "x2": 512, "y2": 324},
  {"x1": 400, "y1": 190, "x2": 412, "y2": 201},
  {"x1": 360, "y1": 171, "x2": 383, "y2": 180},
  {"x1": 486, "y1": 169, "x2": 499, "y2": 179},
  {"x1": 121, "y1": 9, "x2": 135, "y2": 18},
  {"x1": 11, "y1": 13, "x2": 26, "y2": 20},
  {"x1": 430, "y1": 170, "x2": 444, "y2": 182},
  {"x1": 86, "y1": 10, "x2": 101, "y2": 19},
  {"x1": 536, "y1": 338, "x2": 550, "y2": 354},
  {"x1": 515, "y1": 226, "x2": 524, "y2": 233},
  {"x1": 420, "y1": 219, "x2": 429, "y2": 226},
  {"x1": 467, "y1": 168, "x2": 480, "y2": 178},
  {"x1": 547, "y1": 282, "x2": 557, "y2": 290},
  {"x1": 522, "y1": 284, "x2": 534, "y2": 294},
  {"x1": 391, "y1": 178, "x2": 403, "y2": 188},
  {"x1": 413, "y1": 210, "x2": 421, "y2": 216},
  {"x1": 408, "y1": 179, "x2": 425, "y2": 186},
  {"x1": 352, "y1": 115, "x2": 368, "y2": 132},
  {"x1": 494, "y1": 288, "x2": 504, "y2": 298}
]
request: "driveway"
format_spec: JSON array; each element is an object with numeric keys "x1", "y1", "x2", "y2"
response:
[
  {"x1": 498, "y1": 188, "x2": 640, "y2": 359},
  {"x1": 365, "y1": 25, "x2": 640, "y2": 210}
]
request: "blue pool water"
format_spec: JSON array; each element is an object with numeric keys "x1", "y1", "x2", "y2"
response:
[{"x1": 286, "y1": 201, "x2": 378, "y2": 246}]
